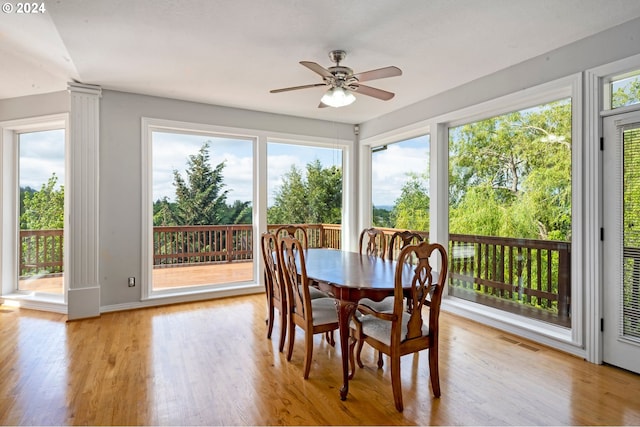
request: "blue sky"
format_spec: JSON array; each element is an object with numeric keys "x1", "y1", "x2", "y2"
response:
[{"x1": 20, "y1": 129, "x2": 429, "y2": 209}]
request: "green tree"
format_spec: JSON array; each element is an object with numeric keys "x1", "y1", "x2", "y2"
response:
[
  {"x1": 221, "y1": 200, "x2": 252, "y2": 224},
  {"x1": 390, "y1": 173, "x2": 430, "y2": 230},
  {"x1": 153, "y1": 142, "x2": 251, "y2": 227},
  {"x1": 372, "y1": 206, "x2": 392, "y2": 228},
  {"x1": 268, "y1": 159, "x2": 342, "y2": 224},
  {"x1": 448, "y1": 100, "x2": 572, "y2": 240},
  {"x1": 173, "y1": 142, "x2": 230, "y2": 225},
  {"x1": 20, "y1": 174, "x2": 64, "y2": 230},
  {"x1": 153, "y1": 197, "x2": 178, "y2": 226},
  {"x1": 20, "y1": 174, "x2": 64, "y2": 276}
]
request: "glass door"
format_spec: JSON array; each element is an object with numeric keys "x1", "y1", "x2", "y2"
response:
[{"x1": 603, "y1": 111, "x2": 640, "y2": 374}]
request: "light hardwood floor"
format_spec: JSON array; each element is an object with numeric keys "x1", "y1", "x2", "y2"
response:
[{"x1": 1, "y1": 294, "x2": 640, "y2": 425}]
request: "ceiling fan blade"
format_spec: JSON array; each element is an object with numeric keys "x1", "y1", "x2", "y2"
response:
[
  {"x1": 352, "y1": 84, "x2": 395, "y2": 101},
  {"x1": 300, "y1": 61, "x2": 332, "y2": 78},
  {"x1": 270, "y1": 83, "x2": 326, "y2": 93},
  {"x1": 353, "y1": 66, "x2": 402, "y2": 83}
]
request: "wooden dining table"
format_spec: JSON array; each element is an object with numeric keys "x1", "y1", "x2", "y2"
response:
[{"x1": 302, "y1": 248, "x2": 414, "y2": 401}]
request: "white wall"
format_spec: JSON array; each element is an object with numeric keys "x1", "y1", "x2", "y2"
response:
[{"x1": 0, "y1": 91, "x2": 69, "y2": 121}]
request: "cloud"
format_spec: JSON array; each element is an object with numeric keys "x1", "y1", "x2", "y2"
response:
[
  {"x1": 371, "y1": 137, "x2": 429, "y2": 206},
  {"x1": 19, "y1": 129, "x2": 65, "y2": 189}
]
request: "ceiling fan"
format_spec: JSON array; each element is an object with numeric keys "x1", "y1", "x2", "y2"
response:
[{"x1": 269, "y1": 50, "x2": 402, "y2": 108}]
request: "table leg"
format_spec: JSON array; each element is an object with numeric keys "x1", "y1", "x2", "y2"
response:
[{"x1": 335, "y1": 299, "x2": 357, "y2": 401}]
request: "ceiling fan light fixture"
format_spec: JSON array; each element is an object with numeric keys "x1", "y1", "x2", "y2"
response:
[{"x1": 321, "y1": 87, "x2": 356, "y2": 108}]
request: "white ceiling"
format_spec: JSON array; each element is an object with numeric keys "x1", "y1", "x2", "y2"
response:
[{"x1": 3, "y1": 0, "x2": 640, "y2": 124}]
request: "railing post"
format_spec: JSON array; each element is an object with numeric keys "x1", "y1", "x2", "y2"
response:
[
  {"x1": 226, "y1": 225, "x2": 232, "y2": 263},
  {"x1": 557, "y1": 244, "x2": 571, "y2": 320}
]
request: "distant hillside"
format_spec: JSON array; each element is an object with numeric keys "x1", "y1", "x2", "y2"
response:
[{"x1": 374, "y1": 205, "x2": 393, "y2": 211}]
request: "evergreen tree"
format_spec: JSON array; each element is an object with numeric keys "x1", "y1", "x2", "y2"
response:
[{"x1": 172, "y1": 142, "x2": 230, "y2": 226}]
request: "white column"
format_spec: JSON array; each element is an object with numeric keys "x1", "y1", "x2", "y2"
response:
[
  {"x1": 66, "y1": 82, "x2": 101, "y2": 320},
  {"x1": 430, "y1": 122, "x2": 449, "y2": 248}
]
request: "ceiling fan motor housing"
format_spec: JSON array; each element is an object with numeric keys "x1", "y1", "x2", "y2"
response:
[{"x1": 329, "y1": 49, "x2": 347, "y2": 64}]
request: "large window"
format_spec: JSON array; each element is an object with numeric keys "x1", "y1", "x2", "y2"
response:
[
  {"x1": 370, "y1": 135, "x2": 430, "y2": 231},
  {"x1": 267, "y1": 141, "x2": 343, "y2": 247},
  {"x1": 448, "y1": 98, "x2": 572, "y2": 328},
  {"x1": 150, "y1": 130, "x2": 254, "y2": 291},
  {"x1": 18, "y1": 129, "x2": 65, "y2": 294}
]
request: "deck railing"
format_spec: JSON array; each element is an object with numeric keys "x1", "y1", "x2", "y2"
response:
[
  {"x1": 20, "y1": 224, "x2": 574, "y2": 326},
  {"x1": 448, "y1": 233, "x2": 571, "y2": 327},
  {"x1": 153, "y1": 225, "x2": 253, "y2": 266},
  {"x1": 19, "y1": 229, "x2": 64, "y2": 277}
]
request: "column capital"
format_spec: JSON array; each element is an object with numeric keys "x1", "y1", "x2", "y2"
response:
[{"x1": 67, "y1": 82, "x2": 102, "y2": 96}]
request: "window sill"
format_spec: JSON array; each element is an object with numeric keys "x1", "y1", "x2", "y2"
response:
[
  {"x1": 1, "y1": 292, "x2": 67, "y2": 314},
  {"x1": 442, "y1": 296, "x2": 585, "y2": 358}
]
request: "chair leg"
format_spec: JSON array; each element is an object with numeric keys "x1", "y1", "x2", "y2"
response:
[
  {"x1": 429, "y1": 345, "x2": 441, "y2": 397},
  {"x1": 303, "y1": 331, "x2": 314, "y2": 379},
  {"x1": 377, "y1": 351, "x2": 384, "y2": 369},
  {"x1": 325, "y1": 330, "x2": 335, "y2": 346},
  {"x1": 355, "y1": 337, "x2": 365, "y2": 368},
  {"x1": 390, "y1": 354, "x2": 404, "y2": 412},
  {"x1": 286, "y1": 320, "x2": 295, "y2": 361},
  {"x1": 348, "y1": 333, "x2": 357, "y2": 380},
  {"x1": 266, "y1": 302, "x2": 274, "y2": 339},
  {"x1": 278, "y1": 309, "x2": 287, "y2": 353}
]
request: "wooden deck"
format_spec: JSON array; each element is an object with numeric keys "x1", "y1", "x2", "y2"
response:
[{"x1": 18, "y1": 262, "x2": 255, "y2": 294}]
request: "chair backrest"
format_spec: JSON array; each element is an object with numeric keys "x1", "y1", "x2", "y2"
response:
[
  {"x1": 359, "y1": 228, "x2": 386, "y2": 259},
  {"x1": 388, "y1": 230, "x2": 425, "y2": 261},
  {"x1": 394, "y1": 242, "x2": 448, "y2": 342},
  {"x1": 277, "y1": 235, "x2": 311, "y2": 322},
  {"x1": 275, "y1": 225, "x2": 309, "y2": 249},
  {"x1": 260, "y1": 232, "x2": 285, "y2": 306}
]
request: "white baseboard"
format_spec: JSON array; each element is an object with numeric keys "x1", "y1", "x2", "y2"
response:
[{"x1": 100, "y1": 283, "x2": 264, "y2": 313}]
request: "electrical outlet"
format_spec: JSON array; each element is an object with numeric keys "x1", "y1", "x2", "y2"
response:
[{"x1": 128, "y1": 277, "x2": 135, "y2": 287}]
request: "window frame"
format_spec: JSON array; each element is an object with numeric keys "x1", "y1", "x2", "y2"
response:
[
  {"x1": 359, "y1": 121, "x2": 431, "y2": 239},
  {"x1": 141, "y1": 118, "x2": 259, "y2": 300},
  {"x1": 0, "y1": 113, "x2": 69, "y2": 311},
  {"x1": 141, "y1": 117, "x2": 354, "y2": 300},
  {"x1": 265, "y1": 138, "x2": 346, "y2": 227},
  {"x1": 437, "y1": 74, "x2": 584, "y2": 352}
]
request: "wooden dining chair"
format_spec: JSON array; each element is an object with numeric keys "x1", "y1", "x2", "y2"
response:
[
  {"x1": 275, "y1": 225, "x2": 309, "y2": 248},
  {"x1": 388, "y1": 230, "x2": 428, "y2": 315},
  {"x1": 349, "y1": 241, "x2": 448, "y2": 412},
  {"x1": 260, "y1": 231, "x2": 288, "y2": 352},
  {"x1": 277, "y1": 235, "x2": 339, "y2": 379},
  {"x1": 358, "y1": 227, "x2": 387, "y2": 259},
  {"x1": 356, "y1": 227, "x2": 394, "y2": 367},
  {"x1": 275, "y1": 225, "x2": 329, "y2": 300},
  {"x1": 388, "y1": 230, "x2": 425, "y2": 261}
]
